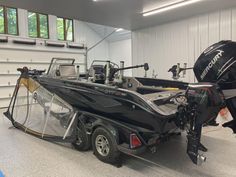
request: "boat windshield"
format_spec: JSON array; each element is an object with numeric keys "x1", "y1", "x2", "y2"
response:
[{"x1": 47, "y1": 58, "x2": 75, "y2": 78}]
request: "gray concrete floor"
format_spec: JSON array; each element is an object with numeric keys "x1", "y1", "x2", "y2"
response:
[{"x1": 0, "y1": 109, "x2": 236, "y2": 177}]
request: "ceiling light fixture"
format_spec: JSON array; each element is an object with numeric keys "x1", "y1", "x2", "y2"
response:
[
  {"x1": 116, "y1": 28, "x2": 124, "y2": 32},
  {"x1": 143, "y1": 0, "x2": 202, "y2": 17}
]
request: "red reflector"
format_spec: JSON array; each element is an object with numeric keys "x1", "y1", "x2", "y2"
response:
[{"x1": 130, "y1": 133, "x2": 142, "y2": 149}]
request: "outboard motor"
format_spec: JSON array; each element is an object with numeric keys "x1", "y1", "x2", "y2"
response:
[
  {"x1": 193, "y1": 40, "x2": 236, "y2": 133},
  {"x1": 177, "y1": 40, "x2": 236, "y2": 165},
  {"x1": 184, "y1": 83, "x2": 224, "y2": 165}
]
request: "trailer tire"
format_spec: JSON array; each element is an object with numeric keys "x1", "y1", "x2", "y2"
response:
[
  {"x1": 92, "y1": 127, "x2": 120, "y2": 164},
  {"x1": 72, "y1": 123, "x2": 91, "y2": 151}
]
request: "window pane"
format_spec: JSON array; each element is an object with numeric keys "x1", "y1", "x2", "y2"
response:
[
  {"x1": 28, "y1": 12, "x2": 37, "y2": 38},
  {"x1": 57, "y1": 18, "x2": 64, "y2": 40},
  {"x1": 7, "y1": 8, "x2": 18, "y2": 35},
  {"x1": 39, "y1": 14, "x2": 48, "y2": 38},
  {"x1": 65, "y1": 19, "x2": 73, "y2": 41},
  {"x1": 0, "y1": 7, "x2": 4, "y2": 34}
]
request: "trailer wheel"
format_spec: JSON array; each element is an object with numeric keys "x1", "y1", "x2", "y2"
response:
[
  {"x1": 92, "y1": 127, "x2": 120, "y2": 164},
  {"x1": 72, "y1": 123, "x2": 91, "y2": 151}
]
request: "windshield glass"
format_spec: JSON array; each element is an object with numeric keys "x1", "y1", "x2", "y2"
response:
[{"x1": 47, "y1": 58, "x2": 75, "y2": 77}]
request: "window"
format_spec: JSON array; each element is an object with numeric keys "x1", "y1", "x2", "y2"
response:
[
  {"x1": 28, "y1": 12, "x2": 49, "y2": 38},
  {"x1": 0, "y1": 6, "x2": 18, "y2": 35},
  {"x1": 57, "y1": 17, "x2": 73, "y2": 41},
  {"x1": 0, "y1": 7, "x2": 4, "y2": 34}
]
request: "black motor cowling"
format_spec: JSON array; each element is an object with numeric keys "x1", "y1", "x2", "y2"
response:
[{"x1": 194, "y1": 40, "x2": 236, "y2": 84}]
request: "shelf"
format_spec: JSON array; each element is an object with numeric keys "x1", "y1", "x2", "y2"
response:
[
  {"x1": 45, "y1": 41, "x2": 65, "y2": 47},
  {"x1": 0, "y1": 61, "x2": 50, "y2": 64},
  {"x1": 0, "y1": 97, "x2": 12, "y2": 100},
  {"x1": 0, "y1": 73, "x2": 20, "y2": 76},
  {"x1": 0, "y1": 95, "x2": 34, "y2": 101},
  {"x1": 0, "y1": 36, "x2": 8, "y2": 43},
  {"x1": 0, "y1": 45, "x2": 86, "y2": 54},
  {"x1": 0, "y1": 85, "x2": 16, "y2": 88},
  {"x1": 67, "y1": 42, "x2": 85, "y2": 49},
  {"x1": 0, "y1": 102, "x2": 37, "y2": 110},
  {"x1": 0, "y1": 61, "x2": 86, "y2": 65},
  {"x1": 0, "y1": 35, "x2": 87, "y2": 54},
  {"x1": 13, "y1": 39, "x2": 36, "y2": 45}
]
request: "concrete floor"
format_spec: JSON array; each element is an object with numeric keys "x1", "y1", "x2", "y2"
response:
[{"x1": 0, "y1": 110, "x2": 236, "y2": 177}]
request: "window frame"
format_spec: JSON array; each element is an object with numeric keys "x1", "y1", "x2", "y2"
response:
[
  {"x1": 28, "y1": 11, "x2": 49, "y2": 39},
  {"x1": 0, "y1": 6, "x2": 19, "y2": 35},
  {"x1": 57, "y1": 17, "x2": 74, "y2": 41}
]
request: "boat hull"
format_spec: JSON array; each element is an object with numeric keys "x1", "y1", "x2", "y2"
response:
[{"x1": 36, "y1": 77, "x2": 177, "y2": 134}]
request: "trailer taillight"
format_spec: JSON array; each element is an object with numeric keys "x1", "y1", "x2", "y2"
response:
[{"x1": 130, "y1": 133, "x2": 142, "y2": 149}]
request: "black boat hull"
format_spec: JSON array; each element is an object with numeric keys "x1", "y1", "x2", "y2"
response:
[{"x1": 36, "y1": 77, "x2": 178, "y2": 134}]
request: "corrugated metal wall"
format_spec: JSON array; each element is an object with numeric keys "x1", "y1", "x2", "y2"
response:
[
  {"x1": 132, "y1": 8, "x2": 236, "y2": 82},
  {"x1": 109, "y1": 39, "x2": 132, "y2": 76}
]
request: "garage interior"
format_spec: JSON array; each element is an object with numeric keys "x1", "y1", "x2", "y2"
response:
[{"x1": 0, "y1": 0, "x2": 236, "y2": 177}]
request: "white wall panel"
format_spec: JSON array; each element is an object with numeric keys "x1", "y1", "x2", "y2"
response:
[
  {"x1": 133, "y1": 20, "x2": 190, "y2": 80},
  {"x1": 0, "y1": 75, "x2": 19, "y2": 86},
  {"x1": 188, "y1": 17, "x2": 198, "y2": 82},
  {"x1": 0, "y1": 9, "x2": 110, "y2": 108},
  {"x1": 199, "y1": 14, "x2": 209, "y2": 52},
  {"x1": 208, "y1": 12, "x2": 220, "y2": 45},
  {"x1": 232, "y1": 9, "x2": 236, "y2": 41},
  {"x1": 132, "y1": 7, "x2": 236, "y2": 82},
  {"x1": 74, "y1": 21, "x2": 109, "y2": 67},
  {"x1": 18, "y1": 9, "x2": 28, "y2": 37},
  {"x1": 108, "y1": 39, "x2": 132, "y2": 76},
  {"x1": 220, "y1": 10, "x2": 232, "y2": 40},
  {"x1": 48, "y1": 15, "x2": 57, "y2": 40},
  {"x1": 0, "y1": 44, "x2": 87, "y2": 108},
  {"x1": 0, "y1": 87, "x2": 15, "y2": 98}
]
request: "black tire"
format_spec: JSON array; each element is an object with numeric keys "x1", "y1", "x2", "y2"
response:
[
  {"x1": 72, "y1": 123, "x2": 91, "y2": 151},
  {"x1": 92, "y1": 127, "x2": 120, "y2": 164}
]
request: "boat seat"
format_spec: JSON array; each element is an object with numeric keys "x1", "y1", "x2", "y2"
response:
[{"x1": 88, "y1": 65, "x2": 105, "y2": 83}]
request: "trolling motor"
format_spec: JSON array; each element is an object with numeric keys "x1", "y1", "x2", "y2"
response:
[{"x1": 17, "y1": 67, "x2": 46, "y2": 77}]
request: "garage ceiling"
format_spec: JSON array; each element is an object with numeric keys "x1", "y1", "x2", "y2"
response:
[
  {"x1": 86, "y1": 22, "x2": 131, "y2": 42},
  {"x1": 1, "y1": 0, "x2": 236, "y2": 30}
]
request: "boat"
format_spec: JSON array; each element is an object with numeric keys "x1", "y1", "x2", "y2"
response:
[{"x1": 4, "y1": 40, "x2": 236, "y2": 166}]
